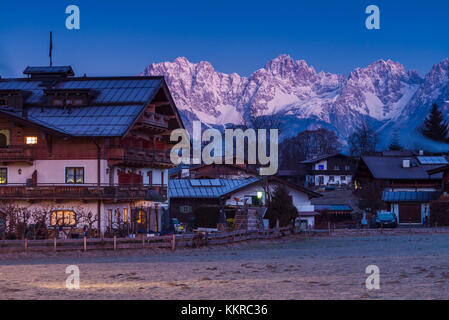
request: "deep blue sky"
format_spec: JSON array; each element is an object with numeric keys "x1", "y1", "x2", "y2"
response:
[{"x1": 1, "y1": 0, "x2": 448, "y2": 78}]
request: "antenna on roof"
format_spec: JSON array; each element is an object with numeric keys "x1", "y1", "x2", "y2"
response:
[{"x1": 49, "y1": 31, "x2": 53, "y2": 67}]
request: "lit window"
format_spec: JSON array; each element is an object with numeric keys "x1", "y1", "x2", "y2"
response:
[
  {"x1": 50, "y1": 210, "x2": 77, "y2": 227},
  {"x1": 137, "y1": 210, "x2": 146, "y2": 224},
  {"x1": 318, "y1": 165, "x2": 324, "y2": 170},
  {"x1": 65, "y1": 167, "x2": 85, "y2": 184},
  {"x1": 123, "y1": 208, "x2": 128, "y2": 223},
  {"x1": 25, "y1": 136, "x2": 38, "y2": 145},
  {"x1": 0, "y1": 168, "x2": 7, "y2": 184}
]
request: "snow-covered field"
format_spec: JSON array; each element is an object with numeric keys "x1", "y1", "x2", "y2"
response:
[{"x1": 1, "y1": 233, "x2": 449, "y2": 300}]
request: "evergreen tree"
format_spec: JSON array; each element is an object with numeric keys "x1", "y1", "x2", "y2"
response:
[
  {"x1": 388, "y1": 129, "x2": 403, "y2": 151},
  {"x1": 266, "y1": 185, "x2": 297, "y2": 228},
  {"x1": 421, "y1": 103, "x2": 449, "y2": 142}
]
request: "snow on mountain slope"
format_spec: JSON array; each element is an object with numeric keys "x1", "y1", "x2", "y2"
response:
[{"x1": 140, "y1": 55, "x2": 449, "y2": 149}]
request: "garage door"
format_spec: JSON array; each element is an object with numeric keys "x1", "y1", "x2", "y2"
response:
[{"x1": 399, "y1": 204, "x2": 421, "y2": 224}]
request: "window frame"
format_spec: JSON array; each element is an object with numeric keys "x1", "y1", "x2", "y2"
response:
[
  {"x1": 50, "y1": 210, "x2": 77, "y2": 227},
  {"x1": 65, "y1": 167, "x2": 85, "y2": 184},
  {"x1": 0, "y1": 168, "x2": 7, "y2": 184},
  {"x1": 25, "y1": 136, "x2": 38, "y2": 145},
  {"x1": 123, "y1": 208, "x2": 128, "y2": 223}
]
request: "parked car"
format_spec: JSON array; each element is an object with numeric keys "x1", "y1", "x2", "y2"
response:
[{"x1": 372, "y1": 212, "x2": 398, "y2": 228}]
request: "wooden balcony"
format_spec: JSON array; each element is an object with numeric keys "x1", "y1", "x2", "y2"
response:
[
  {"x1": 0, "y1": 184, "x2": 167, "y2": 202},
  {"x1": 107, "y1": 146, "x2": 174, "y2": 168},
  {"x1": 134, "y1": 112, "x2": 169, "y2": 132},
  {"x1": 0, "y1": 146, "x2": 35, "y2": 164}
]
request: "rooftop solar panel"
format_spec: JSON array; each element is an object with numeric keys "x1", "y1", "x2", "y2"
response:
[{"x1": 417, "y1": 156, "x2": 448, "y2": 165}]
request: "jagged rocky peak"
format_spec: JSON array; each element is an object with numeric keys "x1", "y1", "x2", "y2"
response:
[{"x1": 140, "y1": 55, "x2": 449, "y2": 149}]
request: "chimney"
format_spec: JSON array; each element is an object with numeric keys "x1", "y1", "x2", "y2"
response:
[{"x1": 402, "y1": 159, "x2": 410, "y2": 168}]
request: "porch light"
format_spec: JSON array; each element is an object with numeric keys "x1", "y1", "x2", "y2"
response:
[{"x1": 257, "y1": 191, "x2": 263, "y2": 199}]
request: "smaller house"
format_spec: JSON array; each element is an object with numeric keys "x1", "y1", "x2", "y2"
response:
[
  {"x1": 313, "y1": 204, "x2": 354, "y2": 229},
  {"x1": 427, "y1": 163, "x2": 449, "y2": 226},
  {"x1": 301, "y1": 153, "x2": 357, "y2": 187},
  {"x1": 354, "y1": 153, "x2": 447, "y2": 225},
  {"x1": 168, "y1": 177, "x2": 321, "y2": 228},
  {"x1": 170, "y1": 163, "x2": 257, "y2": 180}
]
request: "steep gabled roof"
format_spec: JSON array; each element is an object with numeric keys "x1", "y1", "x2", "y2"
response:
[
  {"x1": 168, "y1": 176, "x2": 321, "y2": 199},
  {"x1": 0, "y1": 73, "x2": 184, "y2": 137},
  {"x1": 169, "y1": 178, "x2": 260, "y2": 199},
  {"x1": 361, "y1": 155, "x2": 444, "y2": 180},
  {"x1": 428, "y1": 164, "x2": 449, "y2": 176},
  {"x1": 301, "y1": 153, "x2": 351, "y2": 164}
]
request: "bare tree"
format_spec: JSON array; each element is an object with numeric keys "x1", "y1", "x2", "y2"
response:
[
  {"x1": 280, "y1": 128, "x2": 342, "y2": 168},
  {"x1": 348, "y1": 121, "x2": 378, "y2": 156},
  {"x1": 77, "y1": 207, "x2": 99, "y2": 238},
  {"x1": 0, "y1": 203, "x2": 32, "y2": 239}
]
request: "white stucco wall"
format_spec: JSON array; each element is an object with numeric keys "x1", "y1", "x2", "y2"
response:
[
  {"x1": 2, "y1": 161, "x2": 170, "y2": 186},
  {"x1": 225, "y1": 181, "x2": 314, "y2": 213},
  {"x1": 314, "y1": 175, "x2": 352, "y2": 186},
  {"x1": 314, "y1": 160, "x2": 328, "y2": 171},
  {"x1": 3, "y1": 160, "x2": 108, "y2": 185}
]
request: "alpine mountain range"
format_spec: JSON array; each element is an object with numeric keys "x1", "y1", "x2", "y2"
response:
[{"x1": 140, "y1": 55, "x2": 449, "y2": 151}]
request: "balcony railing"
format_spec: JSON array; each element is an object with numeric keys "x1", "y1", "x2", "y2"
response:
[
  {"x1": 0, "y1": 183, "x2": 167, "y2": 201},
  {"x1": 0, "y1": 146, "x2": 35, "y2": 163},
  {"x1": 107, "y1": 146, "x2": 173, "y2": 165}
]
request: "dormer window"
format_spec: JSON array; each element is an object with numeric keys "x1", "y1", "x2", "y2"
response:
[
  {"x1": 25, "y1": 136, "x2": 38, "y2": 145},
  {"x1": 45, "y1": 88, "x2": 93, "y2": 107}
]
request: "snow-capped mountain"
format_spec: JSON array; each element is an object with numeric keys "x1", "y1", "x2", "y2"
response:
[{"x1": 140, "y1": 55, "x2": 449, "y2": 150}]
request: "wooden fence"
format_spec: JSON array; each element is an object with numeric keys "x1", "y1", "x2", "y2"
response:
[{"x1": 0, "y1": 227, "x2": 293, "y2": 253}]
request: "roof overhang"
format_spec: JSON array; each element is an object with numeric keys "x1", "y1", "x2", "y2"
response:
[{"x1": 0, "y1": 110, "x2": 70, "y2": 137}]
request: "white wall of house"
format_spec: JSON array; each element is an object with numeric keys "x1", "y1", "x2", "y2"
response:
[
  {"x1": 3, "y1": 160, "x2": 109, "y2": 184},
  {"x1": 314, "y1": 175, "x2": 352, "y2": 186},
  {"x1": 314, "y1": 160, "x2": 328, "y2": 170},
  {"x1": 297, "y1": 216, "x2": 315, "y2": 228},
  {"x1": 4, "y1": 200, "x2": 166, "y2": 234},
  {"x1": 225, "y1": 181, "x2": 315, "y2": 214},
  {"x1": 10, "y1": 199, "x2": 101, "y2": 226}
]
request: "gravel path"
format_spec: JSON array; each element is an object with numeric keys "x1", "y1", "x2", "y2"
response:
[{"x1": 1, "y1": 233, "x2": 449, "y2": 300}]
